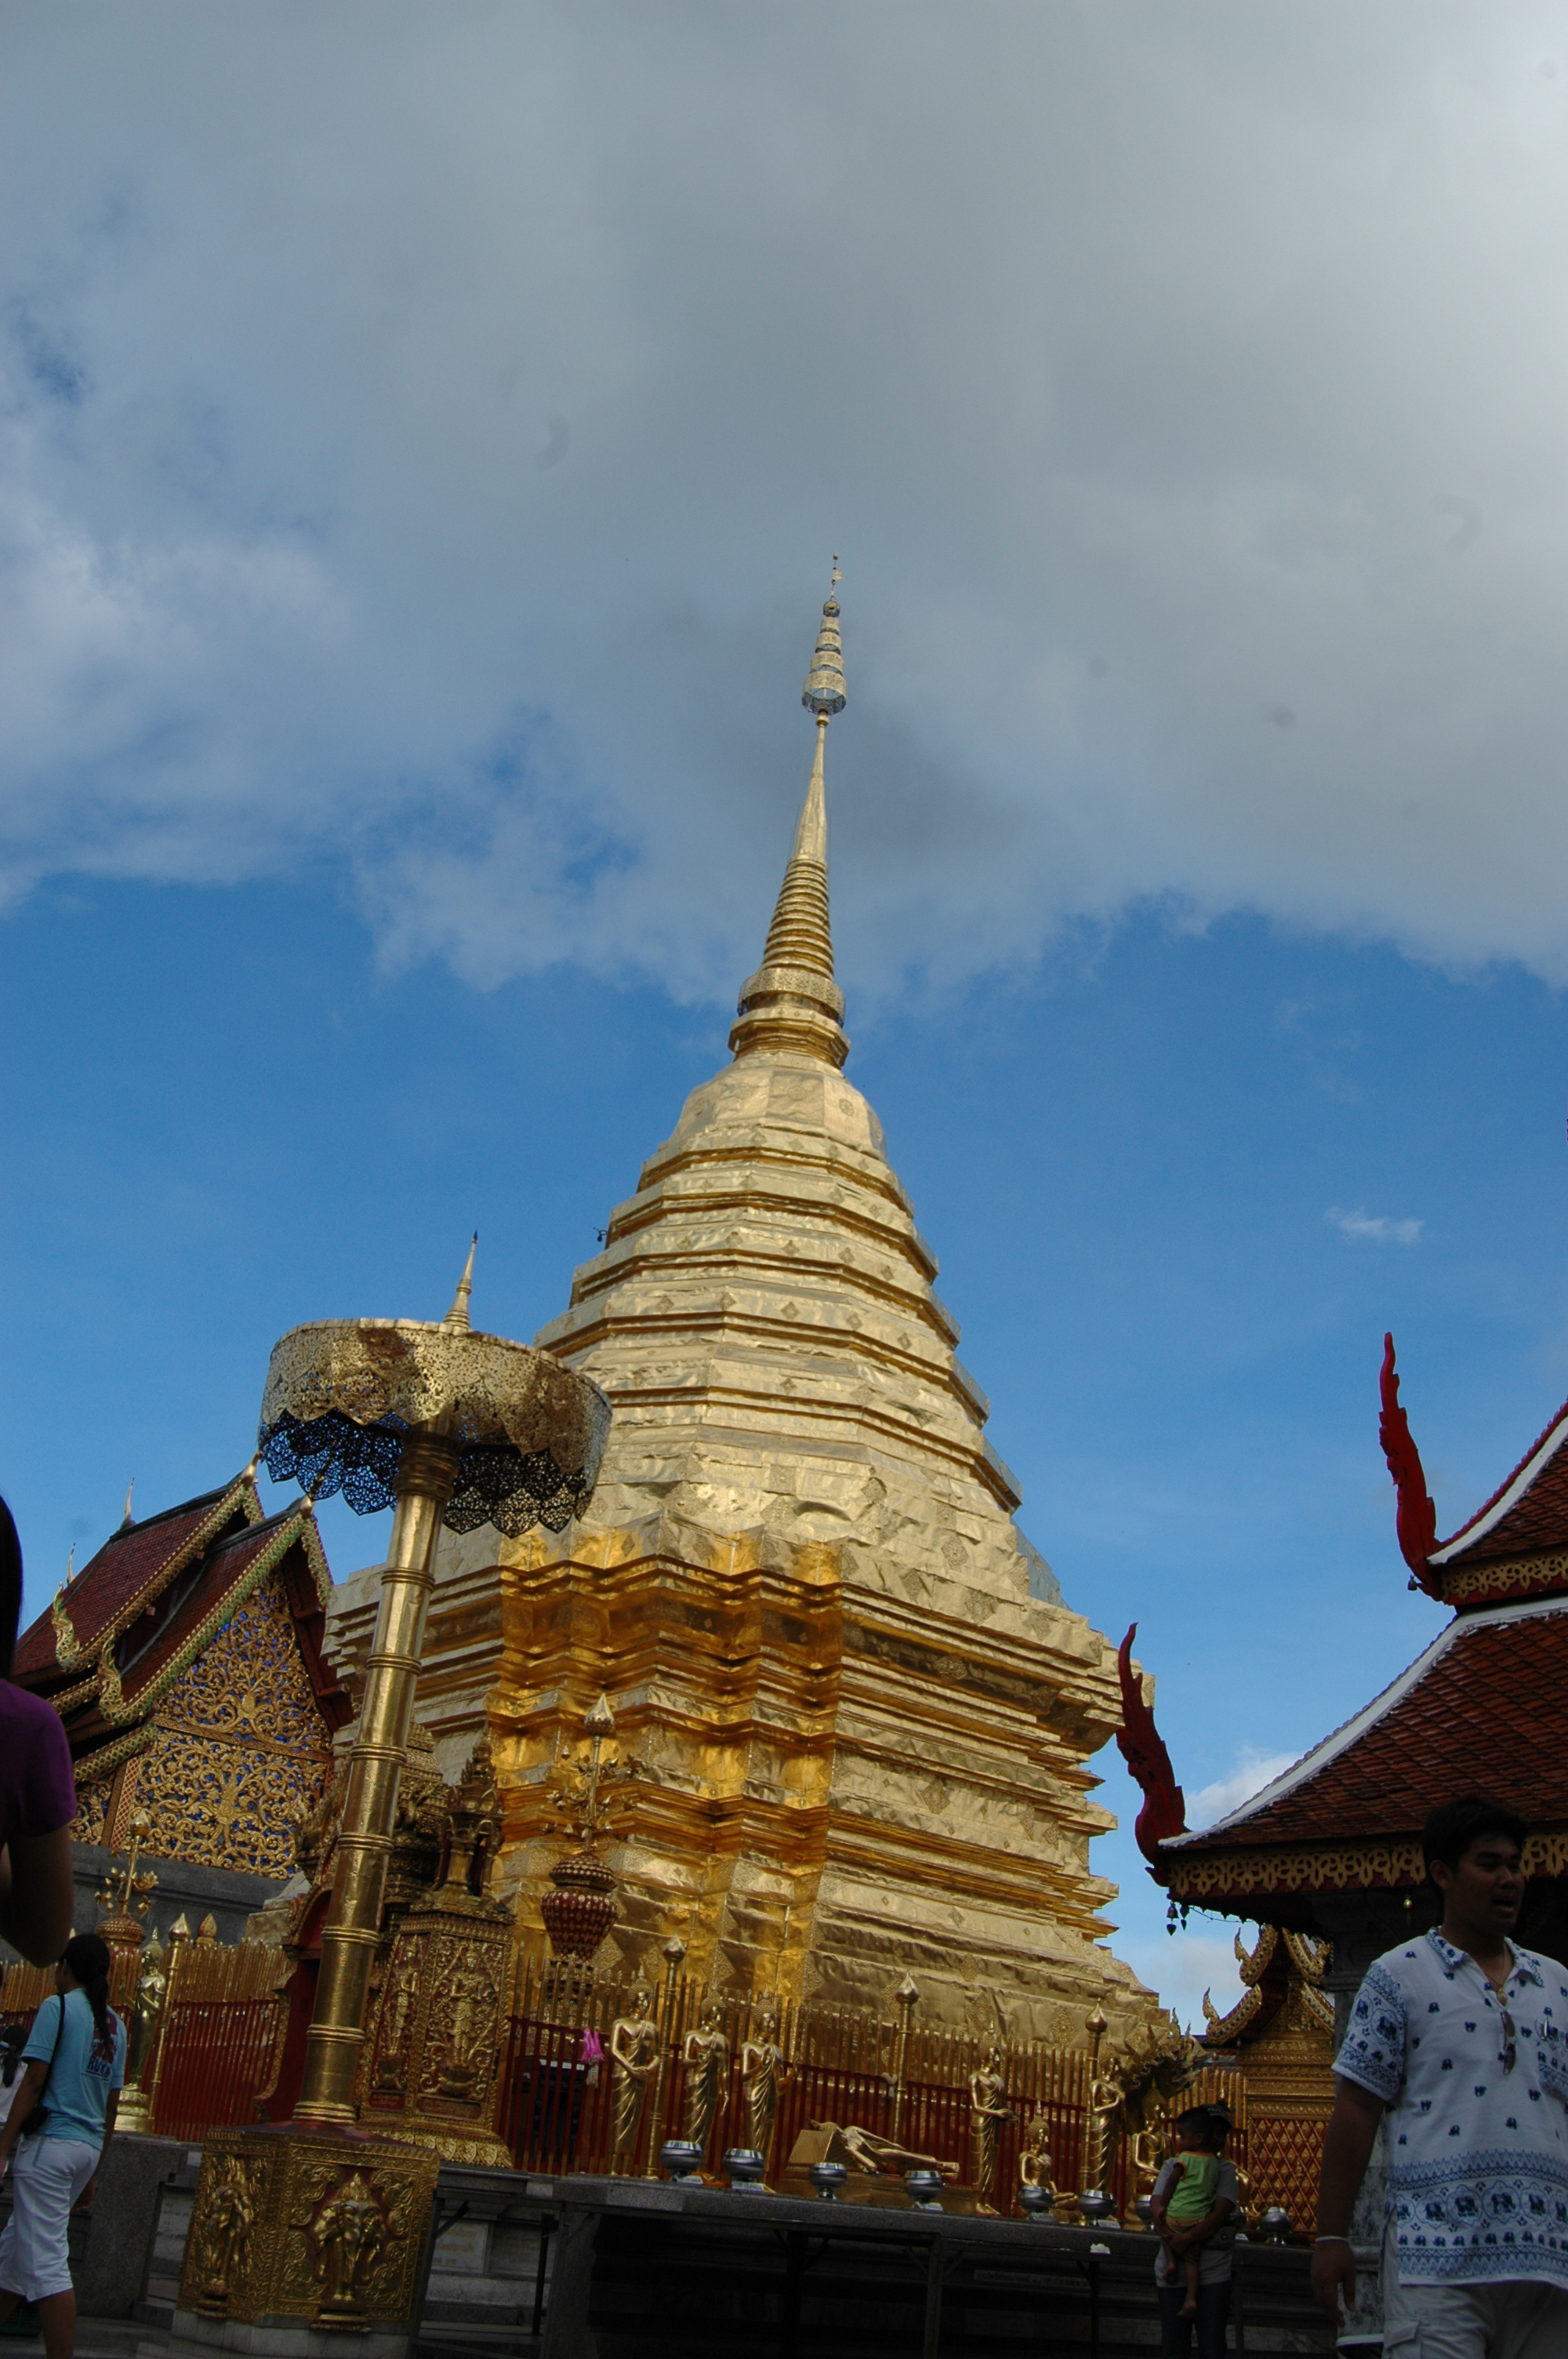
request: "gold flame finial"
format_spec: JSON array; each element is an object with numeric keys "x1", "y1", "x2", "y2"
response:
[
  {"x1": 442, "y1": 1234, "x2": 477, "y2": 1332},
  {"x1": 118, "y1": 1480, "x2": 136, "y2": 1532}
]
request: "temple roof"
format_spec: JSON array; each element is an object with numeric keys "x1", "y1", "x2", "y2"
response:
[
  {"x1": 1428, "y1": 1396, "x2": 1568, "y2": 1579},
  {"x1": 13, "y1": 1478, "x2": 257, "y2": 1680},
  {"x1": 14, "y1": 1474, "x2": 351, "y2": 1779},
  {"x1": 1200, "y1": 1924, "x2": 1334, "y2": 2050},
  {"x1": 1160, "y1": 1593, "x2": 1568, "y2": 1920}
]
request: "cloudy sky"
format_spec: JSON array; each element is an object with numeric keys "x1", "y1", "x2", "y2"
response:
[{"x1": 7, "y1": 2, "x2": 1568, "y2": 2022}]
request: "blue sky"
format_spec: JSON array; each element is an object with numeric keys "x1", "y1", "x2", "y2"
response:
[{"x1": 6, "y1": 2, "x2": 1568, "y2": 2023}]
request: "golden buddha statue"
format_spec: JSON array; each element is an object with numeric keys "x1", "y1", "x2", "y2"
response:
[
  {"x1": 608, "y1": 1986, "x2": 659, "y2": 2175},
  {"x1": 740, "y1": 2008, "x2": 793, "y2": 2173},
  {"x1": 681, "y1": 1998, "x2": 730, "y2": 2167},
  {"x1": 967, "y1": 2045, "x2": 1017, "y2": 2214}
]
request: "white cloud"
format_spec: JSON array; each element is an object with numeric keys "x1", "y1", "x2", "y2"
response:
[
  {"x1": 1189, "y1": 1747, "x2": 1301, "y2": 1829},
  {"x1": 9, "y1": 9, "x2": 1568, "y2": 994},
  {"x1": 1112, "y1": 1927, "x2": 1254, "y2": 2035},
  {"x1": 1326, "y1": 1207, "x2": 1425, "y2": 1245}
]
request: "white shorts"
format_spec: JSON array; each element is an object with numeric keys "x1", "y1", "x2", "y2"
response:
[
  {"x1": 0, "y1": 2136, "x2": 99, "y2": 2303},
  {"x1": 1383, "y1": 2276, "x2": 1568, "y2": 2359}
]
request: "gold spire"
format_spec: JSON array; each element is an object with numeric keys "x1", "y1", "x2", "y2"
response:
[
  {"x1": 442, "y1": 1234, "x2": 477, "y2": 1332},
  {"x1": 730, "y1": 568, "x2": 850, "y2": 1069},
  {"x1": 118, "y1": 1479, "x2": 136, "y2": 1532}
]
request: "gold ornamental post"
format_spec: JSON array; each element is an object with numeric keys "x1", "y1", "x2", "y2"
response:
[
  {"x1": 293, "y1": 1419, "x2": 459, "y2": 2125},
  {"x1": 888, "y1": 1973, "x2": 919, "y2": 2141},
  {"x1": 176, "y1": 1246, "x2": 611, "y2": 2351},
  {"x1": 641, "y1": 1933, "x2": 688, "y2": 2177}
]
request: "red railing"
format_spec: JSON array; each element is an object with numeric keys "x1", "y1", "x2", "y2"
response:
[{"x1": 151, "y1": 1994, "x2": 284, "y2": 2140}]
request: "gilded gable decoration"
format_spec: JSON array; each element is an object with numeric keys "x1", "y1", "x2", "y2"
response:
[{"x1": 13, "y1": 1472, "x2": 351, "y2": 1885}]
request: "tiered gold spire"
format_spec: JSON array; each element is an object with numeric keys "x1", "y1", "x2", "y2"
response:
[
  {"x1": 334, "y1": 557, "x2": 1163, "y2": 2042},
  {"x1": 729, "y1": 566, "x2": 850, "y2": 1069}
]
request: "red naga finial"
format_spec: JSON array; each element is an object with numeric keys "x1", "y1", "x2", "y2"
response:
[
  {"x1": 1115, "y1": 1626, "x2": 1187, "y2": 1874},
  {"x1": 1379, "y1": 1333, "x2": 1441, "y2": 1597}
]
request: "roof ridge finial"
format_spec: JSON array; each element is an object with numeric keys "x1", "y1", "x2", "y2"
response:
[
  {"x1": 118, "y1": 1480, "x2": 136, "y2": 1533},
  {"x1": 442, "y1": 1234, "x2": 478, "y2": 1332},
  {"x1": 729, "y1": 567, "x2": 851, "y2": 1070}
]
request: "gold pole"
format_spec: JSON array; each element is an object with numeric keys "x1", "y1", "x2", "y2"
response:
[
  {"x1": 641, "y1": 1935, "x2": 688, "y2": 2176},
  {"x1": 293, "y1": 1422, "x2": 459, "y2": 2126},
  {"x1": 890, "y1": 1974, "x2": 918, "y2": 2141}
]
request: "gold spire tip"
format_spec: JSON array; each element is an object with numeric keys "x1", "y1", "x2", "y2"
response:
[
  {"x1": 118, "y1": 1480, "x2": 136, "y2": 1532},
  {"x1": 442, "y1": 1233, "x2": 477, "y2": 1332}
]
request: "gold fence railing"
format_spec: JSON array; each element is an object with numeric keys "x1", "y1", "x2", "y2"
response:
[
  {"x1": 1, "y1": 1943, "x2": 1321, "y2": 2221},
  {"x1": 495, "y1": 1957, "x2": 1254, "y2": 2211}
]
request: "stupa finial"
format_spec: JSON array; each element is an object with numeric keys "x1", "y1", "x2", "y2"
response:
[
  {"x1": 729, "y1": 569, "x2": 851, "y2": 1070},
  {"x1": 442, "y1": 1234, "x2": 477, "y2": 1332},
  {"x1": 800, "y1": 558, "x2": 846, "y2": 718}
]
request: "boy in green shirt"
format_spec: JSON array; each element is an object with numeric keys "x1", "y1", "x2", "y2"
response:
[{"x1": 1152, "y1": 2112, "x2": 1227, "y2": 2320}]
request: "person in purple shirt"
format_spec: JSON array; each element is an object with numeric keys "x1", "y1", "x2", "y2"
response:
[{"x1": 0, "y1": 1500, "x2": 77, "y2": 1968}]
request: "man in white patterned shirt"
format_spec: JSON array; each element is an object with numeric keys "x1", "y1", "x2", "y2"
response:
[{"x1": 1312, "y1": 1796, "x2": 1568, "y2": 2358}]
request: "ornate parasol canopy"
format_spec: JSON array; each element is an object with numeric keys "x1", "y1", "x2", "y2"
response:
[{"x1": 258, "y1": 1265, "x2": 611, "y2": 1536}]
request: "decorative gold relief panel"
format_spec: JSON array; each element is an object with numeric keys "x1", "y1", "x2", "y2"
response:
[
  {"x1": 158, "y1": 1573, "x2": 327, "y2": 1750},
  {"x1": 179, "y1": 2128, "x2": 437, "y2": 2331},
  {"x1": 137, "y1": 1727, "x2": 327, "y2": 1880},
  {"x1": 69, "y1": 1781, "x2": 109, "y2": 1848}
]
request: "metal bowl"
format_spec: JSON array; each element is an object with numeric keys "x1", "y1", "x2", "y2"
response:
[
  {"x1": 1076, "y1": 2188, "x2": 1119, "y2": 2228},
  {"x1": 904, "y1": 2168, "x2": 946, "y2": 2212},
  {"x1": 659, "y1": 2139, "x2": 706, "y2": 2185},
  {"x1": 1257, "y1": 2205, "x2": 1293, "y2": 2245},
  {"x1": 723, "y1": 2148, "x2": 768, "y2": 2191},
  {"x1": 808, "y1": 2161, "x2": 848, "y2": 2202},
  {"x1": 1018, "y1": 2183, "x2": 1054, "y2": 2223}
]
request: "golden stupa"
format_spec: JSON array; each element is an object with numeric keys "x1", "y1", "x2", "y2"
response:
[{"x1": 328, "y1": 579, "x2": 1158, "y2": 2041}]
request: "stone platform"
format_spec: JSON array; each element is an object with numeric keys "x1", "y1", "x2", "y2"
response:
[
  {"x1": 419, "y1": 2168, "x2": 1334, "y2": 2359},
  {"x1": 3, "y1": 2142, "x2": 1331, "y2": 2359}
]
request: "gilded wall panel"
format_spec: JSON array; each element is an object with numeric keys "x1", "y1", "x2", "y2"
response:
[{"x1": 138, "y1": 1725, "x2": 327, "y2": 1880}]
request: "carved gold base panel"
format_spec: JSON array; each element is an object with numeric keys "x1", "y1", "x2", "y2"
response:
[
  {"x1": 357, "y1": 1893, "x2": 516, "y2": 2166},
  {"x1": 178, "y1": 2126, "x2": 438, "y2": 2336}
]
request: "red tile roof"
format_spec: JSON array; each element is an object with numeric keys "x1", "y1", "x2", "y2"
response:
[
  {"x1": 111, "y1": 1518, "x2": 293, "y2": 1703},
  {"x1": 1432, "y1": 1402, "x2": 1568, "y2": 1567},
  {"x1": 12, "y1": 1475, "x2": 351, "y2": 1775},
  {"x1": 1163, "y1": 1596, "x2": 1568, "y2": 1868},
  {"x1": 12, "y1": 1478, "x2": 258, "y2": 1680}
]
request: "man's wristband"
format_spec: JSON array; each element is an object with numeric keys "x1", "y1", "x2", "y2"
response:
[{"x1": 1313, "y1": 2235, "x2": 1352, "y2": 2246}]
